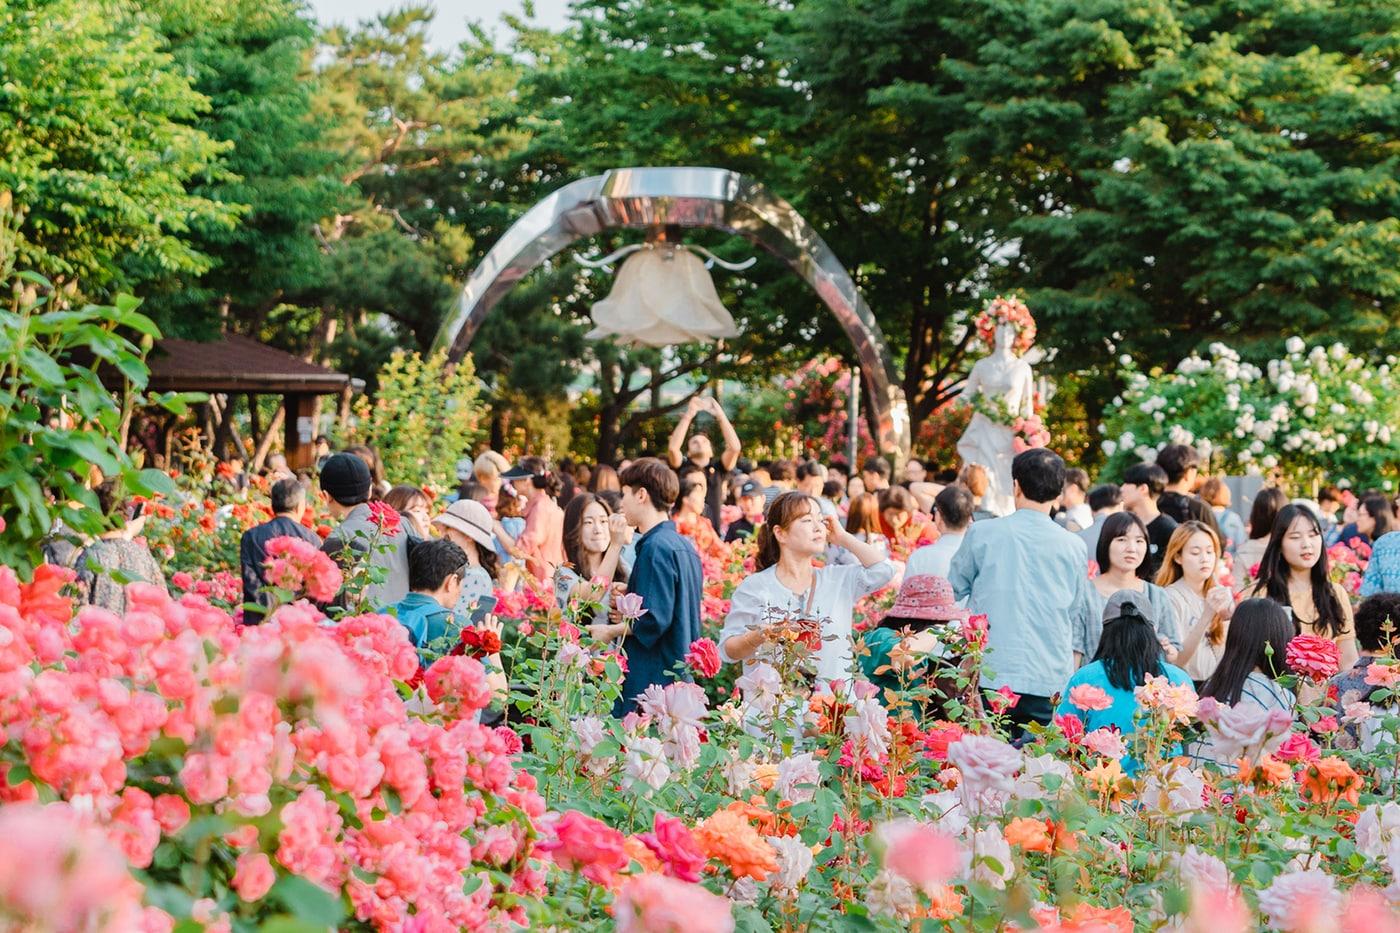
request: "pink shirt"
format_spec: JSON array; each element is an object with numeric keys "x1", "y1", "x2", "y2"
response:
[{"x1": 520, "y1": 495, "x2": 565, "y2": 581}]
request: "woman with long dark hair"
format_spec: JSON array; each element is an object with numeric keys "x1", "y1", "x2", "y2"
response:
[
  {"x1": 383, "y1": 485, "x2": 431, "y2": 540},
  {"x1": 1080, "y1": 511, "x2": 1177, "y2": 666},
  {"x1": 1057, "y1": 593, "x2": 1194, "y2": 773},
  {"x1": 1235, "y1": 487, "x2": 1286, "y2": 591},
  {"x1": 554, "y1": 493, "x2": 630, "y2": 630},
  {"x1": 673, "y1": 473, "x2": 726, "y2": 559},
  {"x1": 720, "y1": 492, "x2": 894, "y2": 685},
  {"x1": 1350, "y1": 494, "x2": 1395, "y2": 548},
  {"x1": 1187, "y1": 598, "x2": 1296, "y2": 768},
  {"x1": 1249, "y1": 503, "x2": 1358, "y2": 670}
]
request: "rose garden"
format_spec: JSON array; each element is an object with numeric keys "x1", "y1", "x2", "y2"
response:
[{"x1": 6, "y1": 0, "x2": 1400, "y2": 930}]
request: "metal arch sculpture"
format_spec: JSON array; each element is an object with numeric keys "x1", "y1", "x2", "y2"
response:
[{"x1": 433, "y1": 166, "x2": 911, "y2": 457}]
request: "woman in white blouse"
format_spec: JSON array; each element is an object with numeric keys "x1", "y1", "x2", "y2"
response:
[{"x1": 720, "y1": 491, "x2": 895, "y2": 687}]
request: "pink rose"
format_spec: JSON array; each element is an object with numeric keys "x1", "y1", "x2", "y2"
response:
[
  {"x1": 1275, "y1": 732, "x2": 1319, "y2": 764},
  {"x1": 685, "y1": 638, "x2": 721, "y2": 678},
  {"x1": 1068, "y1": 684, "x2": 1113, "y2": 712},
  {"x1": 152, "y1": 795, "x2": 190, "y2": 835},
  {"x1": 232, "y1": 852, "x2": 276, "y2": 902},
  {"x1": 1364, "y1": 662, "x2": 1400, "y2": 688},
  {"x1": 878, "y1": 819, "x2": 960, "y2": 892},
  {"x1": 614, "y1": 873, "x2": 733, "y2": 933},
  {"x1": 638, "y1": 813, "x2": 706, "y2": 882},
  {"x1": 615, "y1": 591, "x2": 646, "y2": 621},
  {"x1": 537, "y1": 810, "x2": 629, "y2": 886},
  {"x1": 1082, "y1": 728, "x2": 1126, "y2": 760},
  {"x1": 1286, "y1": 635, "x2": 1341, "y2": 683}
]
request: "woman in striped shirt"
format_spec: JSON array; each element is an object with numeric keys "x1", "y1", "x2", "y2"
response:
[{"x1": 1187, "y1": 598, "x2": 1296, "y2": 770}]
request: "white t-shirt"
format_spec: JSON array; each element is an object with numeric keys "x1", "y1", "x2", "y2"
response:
[{"x1": 719, "y1": 560, "x2": 896, "y2": 683}]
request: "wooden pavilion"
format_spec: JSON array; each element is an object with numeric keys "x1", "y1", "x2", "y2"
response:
[{"x1": 141, "y1": 335, "x2": 356, "y2": 470}]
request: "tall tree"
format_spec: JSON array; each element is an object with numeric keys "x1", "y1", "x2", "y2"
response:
[
  {"x1": 141, "y1": 0, "x2": 352, "y2": 339},
  {"x1": 0, "y1": 0, "x2": 234, "y2": 297},
  {"x1": 941, "y1": 0, "x2": 1400, "y2": 368}
]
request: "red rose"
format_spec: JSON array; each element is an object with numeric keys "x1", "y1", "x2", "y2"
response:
[
  {"x1": 365, "y1": 500, "x2": 402, "y2": 536},
  {"x1": 685, "y1": 638, "x2": 721, "y2": 678}
]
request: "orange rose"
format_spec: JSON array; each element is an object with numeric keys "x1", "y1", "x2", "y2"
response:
[
  {"x1": 1004, "y1": 817, "x2": 1053, "y2": 854},
  {"x1": 1236, "y1": 754, "x2": 1290, "y2": 789},
  {"x1": 1047, "y1": 819, "x2": 1079, "y2": 854},
  {"x1": 692, "y1": 810, "x2": 778, "y2": 881},
  {"x1": 924, "y1": 883, "x2": 964, "y2": 920},
  {"x1": 1064, "y1": 904, "x2": 1133, "y2": 933},
  {"x1": 1300, "y1": 756, "x2": 1362, "y2": 808}
]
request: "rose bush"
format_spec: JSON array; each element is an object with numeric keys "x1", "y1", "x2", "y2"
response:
[{"x1": 4, "y1": 502, "x2": 1400, "y2": 930}]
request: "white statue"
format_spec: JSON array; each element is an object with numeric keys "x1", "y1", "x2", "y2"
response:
[{"x1": 956, "y1": 297, "x2": 1038, "y2": 517}]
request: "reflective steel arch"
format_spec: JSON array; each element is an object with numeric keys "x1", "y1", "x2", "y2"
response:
[{"x1": 434, "y1": 166, "x2": 910, "y2": 457}]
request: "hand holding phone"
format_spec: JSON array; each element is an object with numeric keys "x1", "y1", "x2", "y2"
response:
[{"x1": 468, "y1": 594, "x2": 498, "y2": 626}]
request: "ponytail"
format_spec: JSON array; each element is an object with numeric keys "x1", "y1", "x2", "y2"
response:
[{"x1": 755, "y1": 491, "x2": 820, "y2": 572}]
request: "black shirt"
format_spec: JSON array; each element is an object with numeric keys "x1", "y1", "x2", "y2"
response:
[
  {"x1": 240, "y1": 515, "x2": 322, "y2": 611},
  {"x1": 1145, "y1": 513, "x2": 1179, "y2": 578},
  {"x1": 688, "y1": 458, "x2": 726, "y2": 530},
  {"x1": 724, "y1": 517, "x2": 756, "y2": 543},
  {"x1": 1157, "y1": 491, "x2": 1195, "y2": 524}
]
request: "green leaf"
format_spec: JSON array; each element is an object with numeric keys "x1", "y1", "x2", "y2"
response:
[{"x1": 270, "y1": 875, "x2": 346, "y2": 927}]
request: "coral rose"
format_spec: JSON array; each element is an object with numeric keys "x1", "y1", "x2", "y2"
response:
[
  {"x1": 1068, "y1": 684, "x2": 1113, "y2": 712},
  {"x1": 232, "y1": 852, "x2": 276, "y2": 902},
  {"x1": 1003, "y1": 817, "x2": 1052, "y2": 854},
  {"x1": 693, "y1": 810, "x2": 777, "y2": 881},
  {"x1": 1300, "y1": 756, "x2": 1362, "y2": 808},
  {"x1": 536, "y1": 810, "x2": 628, "y2": 886},
  {"x1": 638, "y1": 813, "x2": 706, "y2": 883},
  {"x1": 1286, "y1": 635, "x2": 1342, "y2": 683}
]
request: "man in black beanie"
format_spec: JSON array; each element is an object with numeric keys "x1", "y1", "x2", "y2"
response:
[{"x1": 319, "y1": 452, "x2": 411, "y2": 607}]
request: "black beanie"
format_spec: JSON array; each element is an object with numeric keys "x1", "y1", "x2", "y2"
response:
[{"x1": 319, "y1": 452, "x2": 372, "y2": 505}]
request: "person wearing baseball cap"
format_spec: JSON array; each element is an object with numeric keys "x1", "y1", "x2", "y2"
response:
[
  {"x1": 501, "y1": 455, "x2": 566, "y2": 580},
  {"x1": 318, "y1": 452, "x2": 411, "y2": 606},
  {"x1": 723, "y1": 479, "x2": 767, "y2": 543},
  {"x1": 1055, "y1": 590, "x2": 1195, "y2": 773},
  {"x1": 860, "y1": 574, "x2": 972, "y2": 720}
]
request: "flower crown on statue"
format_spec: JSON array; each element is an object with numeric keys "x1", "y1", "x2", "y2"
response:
[{"x1": 973, "y1": 295, "x2": 1037, "y2": 354}]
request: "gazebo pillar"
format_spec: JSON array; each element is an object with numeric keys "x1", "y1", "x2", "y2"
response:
[{"x1": 284, "y1": 393, "x2": 319, "y2": 471}]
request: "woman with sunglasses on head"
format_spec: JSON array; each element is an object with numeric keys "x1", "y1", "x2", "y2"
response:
[{"x1": 1248, "y1": 503, "x2": 1358, "y2": 670}]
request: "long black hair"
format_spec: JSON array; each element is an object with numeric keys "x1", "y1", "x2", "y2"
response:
[
  {"x1": 1096, "y1": 511, "x2": 1152, "y2": 581},
  {"x1": 562, "y1": 493, "x2": 627, "y2": 584},
  {"x1": 1252, "y1": 503, "x2": 1347, "y2": 638},
  {"x1": 1093, "y1": 601, "x2": 1164, "y2": 691},
  {"x1": 1199, "y1": 598, "x2": 1295, "y2": 705}
]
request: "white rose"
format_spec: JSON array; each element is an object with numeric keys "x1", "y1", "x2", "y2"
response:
[{"x1": 1285, "y1": 336, "x2": 1305, "y2": 354}]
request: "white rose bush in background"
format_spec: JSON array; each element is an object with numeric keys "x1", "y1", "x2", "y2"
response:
[{"x1": 1100, "y1": 340, "x2": 1400, "y2": 489}]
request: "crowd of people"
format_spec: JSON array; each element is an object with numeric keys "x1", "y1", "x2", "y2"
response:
[{"x1": 58, "y1": 397, "x2": 1400, "y2": 764}]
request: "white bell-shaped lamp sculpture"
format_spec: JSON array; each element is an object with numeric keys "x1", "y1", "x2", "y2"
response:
[{"x1": 587, "y1": 244, "x2": 740, "y2": 347}]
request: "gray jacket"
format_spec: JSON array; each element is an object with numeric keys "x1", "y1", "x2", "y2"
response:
[{"x1": 322, "y1": 503, "x2": 411, "y2": 608}]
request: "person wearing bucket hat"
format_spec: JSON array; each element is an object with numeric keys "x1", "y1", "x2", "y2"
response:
[
  {"x1": 1056, "y1": 593, "x2": 1194, "y2": 774},
  {"x1": 433, "y1": 499, "x2": 501, "y2": 617},
  {"x1": 859, "y1": 574, "x2": 972, "y2": 720},
  {"x1": 319, "y1": 452, "x2": 411, "y2": 606}
]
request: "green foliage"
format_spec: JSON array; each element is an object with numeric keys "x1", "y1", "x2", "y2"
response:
[
  {"x1": 941, "y1": 0, "x2": 1400, "y2": 368},
  {"x1": 0, "y1": 202, "x2": 183, "y2": 571},
  {"x1": 140, "y1": 0, "x2": 353, "y2": 338},
  {"x1": 347, "y1": 349, "x2": 485, "y2": 488},
  {"x1": 0, "y1": 0, "x2": 237, "y2": 299}
]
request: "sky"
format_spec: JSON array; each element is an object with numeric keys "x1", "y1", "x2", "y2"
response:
[{"x1": 308, "y1": 0, "x2": 571, "y2": 49}]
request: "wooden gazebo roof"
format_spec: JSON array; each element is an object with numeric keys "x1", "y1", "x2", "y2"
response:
[{"x1": 145, "y1": 334, "x2": 350, "y2": 395}]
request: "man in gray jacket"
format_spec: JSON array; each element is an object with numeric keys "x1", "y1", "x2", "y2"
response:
[{"x1": 319, "y1": 453, "x2": 411, "y2": 608}]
